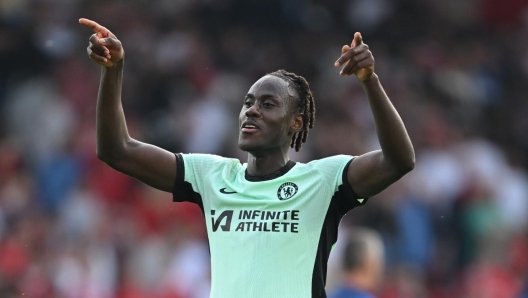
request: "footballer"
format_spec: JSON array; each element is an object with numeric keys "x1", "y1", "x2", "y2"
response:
[{"x1": 80, "y1": 18, "x2": 414, "y2": 298}]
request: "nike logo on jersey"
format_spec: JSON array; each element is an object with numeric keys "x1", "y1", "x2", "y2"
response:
[{"x1": 220, "y1": 188, "x2": 237, "y2": 194}]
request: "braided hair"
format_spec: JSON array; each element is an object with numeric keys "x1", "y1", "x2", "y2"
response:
[{"x1": 268, "y1": 69, "x2": 316, "y2": 152}]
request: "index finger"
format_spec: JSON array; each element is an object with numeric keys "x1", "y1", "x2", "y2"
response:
[
  {"x1": 351, "y1": 32, "x2": 363, "y2": 48},
  {"x1": 79, "y1": 18, "x2": 110, "y2": 35}
]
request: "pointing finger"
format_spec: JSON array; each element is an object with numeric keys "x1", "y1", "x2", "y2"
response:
[
  {"x1": 79, "y1": 18, "x2": 111, "y2": 36},
  {"x1": 351, "y1": 32, "x2": 363, "y2": 48},
  {"x1": 79, "y1": 18, "x2": 102, "y2": 32}
]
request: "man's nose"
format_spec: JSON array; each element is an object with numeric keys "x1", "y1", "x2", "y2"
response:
[{"x1": 245, "y1": 103, "x2": 261, "y2": 118}]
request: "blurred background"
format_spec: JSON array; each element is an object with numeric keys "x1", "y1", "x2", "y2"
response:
[{"x1": 1, "y1": 0, "x2": 528, "y2": 297}]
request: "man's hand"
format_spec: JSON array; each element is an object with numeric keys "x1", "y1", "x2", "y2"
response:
[
  {"x1": 79, "y1": 18, "x2": 124, "y2": 68},
  {"x1": 334, "y1": 32, "x2": 375, "y2": 82}
]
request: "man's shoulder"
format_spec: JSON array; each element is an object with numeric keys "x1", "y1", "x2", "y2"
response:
[
  {"x1": 181, "y1": 153, "x2": 241, "y2": 165},
  {"x1": 303, "y1": 155, "x2": 355, "y2": 178},
  {"x1": 180, "y1": 153, "x2": 243, "y2": 179}
]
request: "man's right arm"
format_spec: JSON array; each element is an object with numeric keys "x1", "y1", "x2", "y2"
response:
[
  {"x1": 97, "y1": 60, "x2": 176, "y2": 192},
  {"x1": 81, "y1": 18, "x2": 176, "y2": 193}
]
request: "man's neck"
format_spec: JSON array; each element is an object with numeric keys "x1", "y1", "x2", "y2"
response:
[{"x1": 246, "y1": 149, "x2": 289, "y2": 176}]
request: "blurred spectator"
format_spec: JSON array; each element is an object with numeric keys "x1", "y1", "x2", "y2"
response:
[{"x1": 329, "y1": 228, "x2": 384, "y2": 298}]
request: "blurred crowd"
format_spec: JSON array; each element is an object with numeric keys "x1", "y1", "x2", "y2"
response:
[{"x1": 1, "y1": 0, "x2": 528, "y2": 297}]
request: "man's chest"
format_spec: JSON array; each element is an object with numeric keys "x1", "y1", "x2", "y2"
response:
[{"x1": 201, "y1": 176, "x2": 332, "y2": 235}]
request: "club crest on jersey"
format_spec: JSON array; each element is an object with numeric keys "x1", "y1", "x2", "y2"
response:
[{"x1": 277, "y1": 182, "x2": 298, "y2": 200}]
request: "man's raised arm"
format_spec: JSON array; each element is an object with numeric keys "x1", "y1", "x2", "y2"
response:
[
  {"x1": 80, "y1": 18, "x2": 176, "y2": 192},
  {"x1": 334, "y1": 32, "x2": 415, "y2": 198}
]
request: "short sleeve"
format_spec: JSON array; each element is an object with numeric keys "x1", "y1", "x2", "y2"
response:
[
  {"x1": 172, "y1": 153, "x2": 226, "y2": 204},
  {"x1": 308, "y1": 155, "x2": 368, "y2": 213}
]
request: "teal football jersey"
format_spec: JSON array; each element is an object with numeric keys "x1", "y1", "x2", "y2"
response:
[{"x1": 173, "y1": 153, "x2": 368, "y2": 298}]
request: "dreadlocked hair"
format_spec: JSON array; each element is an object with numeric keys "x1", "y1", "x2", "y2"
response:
[{"x1": 268, "y1": 69, "x2": 316, "y2": 152}]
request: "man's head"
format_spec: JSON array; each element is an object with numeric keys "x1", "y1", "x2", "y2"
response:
[
  {"x1": 238, "y1": 70, "x2": 315, "y2": 155},
  {"x1": 342, "y1": 228, "x2": 385, "y2": 292}
]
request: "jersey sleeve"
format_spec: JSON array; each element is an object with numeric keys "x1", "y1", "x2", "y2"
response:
[
  {"x1": 309, "y1": 155, "x2": 368, "y2": 213},
  {"x1": 172, "y1": 153, "x2": 225, "y2": 205}
]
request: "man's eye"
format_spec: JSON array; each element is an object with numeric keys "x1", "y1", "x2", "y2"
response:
[
  {"x1": 263, "y1": 103, "x2": 273, "y2": 108},
  {"x1": 244, "y1": 101, "x2": 252, "y2": 107}
]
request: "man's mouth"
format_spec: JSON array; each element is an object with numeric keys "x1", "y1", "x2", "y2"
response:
[{"x1": 241, "y1": 121, "x2": 260, "y2": 133}]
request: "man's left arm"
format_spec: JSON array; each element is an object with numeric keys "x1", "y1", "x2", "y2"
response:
[{"x1": 335, "y1": 32, "x2": 415, "y2": 198}]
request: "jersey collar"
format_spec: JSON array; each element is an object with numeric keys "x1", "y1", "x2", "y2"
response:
[{"x1": 245, "y1": 160, "x2": 296, "y2": 182}]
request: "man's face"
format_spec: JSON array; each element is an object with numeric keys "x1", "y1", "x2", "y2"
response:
[{"x1": 238, "y1": 75, "x2": 301, "y2": 154}]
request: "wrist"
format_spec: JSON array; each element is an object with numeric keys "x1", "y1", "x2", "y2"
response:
[
  {"x1": 360, "y1": 73, "x2": 378, "y2": 85},
  {"x1": 103, "y1": 58, "x2": 124, "y2": 71}
]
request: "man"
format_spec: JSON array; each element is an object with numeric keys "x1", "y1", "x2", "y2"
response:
[
  {"x1": 329, "y1": 228, "x2": 384, "y2": 298},
  {"x1": 79, "y1": 17, "x2": 414, "y2": 298}
]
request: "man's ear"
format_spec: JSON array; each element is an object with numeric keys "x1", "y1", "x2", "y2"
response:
[{"x1": 292, "y1": 114, "x2": 303, "y2": 132}]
